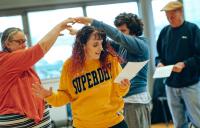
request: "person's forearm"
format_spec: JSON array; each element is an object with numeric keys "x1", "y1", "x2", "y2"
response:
[
  {"x1": 91, "y1": 19, "x2": 148, "y2": 55},
  {"x1": 184, "y1": 57, "x2": 200, "y2": 68},
  {"x1": 45, "y1": 91, "x2": 70, "y2": 107},
  {"x1": 38, "y1": 25, "x2": 62, "y2": 54}
]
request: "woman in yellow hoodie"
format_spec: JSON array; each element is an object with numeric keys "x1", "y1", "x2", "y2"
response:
[{"x1": 32, "y1": 26, "x2": 130, "y2": 128}]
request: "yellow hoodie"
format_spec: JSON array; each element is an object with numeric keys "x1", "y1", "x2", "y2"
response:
[{"x1": 45, "y1": 55, "x2": 129, "y2": 128}]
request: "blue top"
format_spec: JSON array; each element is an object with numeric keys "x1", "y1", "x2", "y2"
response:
[
  {"x1": 156, "y1": 21, "x2": 200, "y2": 87},
  {"x1": 92, "y1": 20, "x2": 149, "y2": 96}
]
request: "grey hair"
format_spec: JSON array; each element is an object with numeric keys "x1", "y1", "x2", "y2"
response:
[{"x1": 1, "y1": 27, "x2": 22, "y2": 52}]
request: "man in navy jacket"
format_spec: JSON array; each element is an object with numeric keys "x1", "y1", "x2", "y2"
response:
[{"x1": 156, "y1": 1, "x2": 200, "y2": 128}]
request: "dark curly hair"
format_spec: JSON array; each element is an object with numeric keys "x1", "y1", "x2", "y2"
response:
[
  {"x1": 69, "y1": 26, "x2": 121, "y2": 75},
  {"x1": 114, "y1": 12, "x2": 143, "y2": 36}
]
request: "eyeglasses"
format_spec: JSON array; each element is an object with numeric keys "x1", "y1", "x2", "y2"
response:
[{"x1": 10, "y1": 39, "x2": 27, "y2": 45}]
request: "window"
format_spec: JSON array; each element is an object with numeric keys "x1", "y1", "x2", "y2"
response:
[
  {"x1": 151, "y1": 0, "x2": 172, "y2": 57},
  {"x1": 86, "y1": 2, "x2": 138, "y2": 26},
  {"x1": 28, "y1": 7, "x2": 84, "y2": 79},
  {"x1": 183, "y1": 0, "x2": 200, "y2": 27},
  {"x1": 152, "y1": 0, "x2": 172, "y2": 40},
  {"x1": 0, "y1": 16, "x2": 23, "y2": 51}
]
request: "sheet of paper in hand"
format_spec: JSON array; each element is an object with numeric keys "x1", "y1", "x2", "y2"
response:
[
  {"x1": 153, "y1": 65, "x2": 174, "y2": 78},
  {"x1": 114, "y1": 60, "x2": 149, "y2": 83}
]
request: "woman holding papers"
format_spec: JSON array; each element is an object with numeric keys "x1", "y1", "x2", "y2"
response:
[
  {"x1": 75, "y1": 13, "x2": 151, "y2": 128},
  {"x1": 32, "y1": 26, "x2": 130, "y2": 128}
]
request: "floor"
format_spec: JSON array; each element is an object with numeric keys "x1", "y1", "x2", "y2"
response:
[{"x1": 151, "y1": 123, "x2": 174, "y2": 128}]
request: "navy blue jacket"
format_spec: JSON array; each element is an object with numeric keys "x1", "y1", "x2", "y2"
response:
[{"x1": 156, "y1": 21, "x2": 200, "y2": 87}]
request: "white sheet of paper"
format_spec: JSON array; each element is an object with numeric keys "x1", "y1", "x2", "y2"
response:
[
  {"x1": 153, "y1": 65, "x2": 174, "y2": 78},
  {"x1": 114, "y1": 60, "x2": 149, "y2": 83}
]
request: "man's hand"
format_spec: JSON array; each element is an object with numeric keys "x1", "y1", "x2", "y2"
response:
[
  {"x1": 172, "y1": 62, "x2": 185, "y2": 73},
  {"x1": 75, "y1": 17, "x2": 93, "y2": 25},
  {"x1": 157, "y1": 62, "x2": 165, "y2": 67}
]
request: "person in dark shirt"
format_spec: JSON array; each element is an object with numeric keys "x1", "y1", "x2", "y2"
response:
[{"x1": 156, "y1": 1, "x2": 200, "y2": 128}]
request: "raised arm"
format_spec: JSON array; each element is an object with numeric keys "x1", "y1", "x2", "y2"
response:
[
  {"x1": 75, "y1": 17, "x2": 148, "y2": 56},
  {"x1": 3, "y1": 18, "x2": 75, "y2": 72},
  {"x1": 38, "y1": 18, "x2": 75, "y2": 54}
]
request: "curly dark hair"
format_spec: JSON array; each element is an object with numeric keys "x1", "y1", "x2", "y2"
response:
[
  {"x1": 69, "y1": 26, "x2": 121, "y2": 75},
  {"x1": 114, "y1": 12, "x2": 143, "y2": 36}
]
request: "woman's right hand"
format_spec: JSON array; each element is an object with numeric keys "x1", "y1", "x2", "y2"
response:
[
  {"x1": 56, "y1": 18, "x2": 76, "y2": 32},
  {"x1": 66, "y1": 26, "x2": 78, "y2": 35},
  {"x1": 32, "y1": 83, "x2": 52, "y2": 99},
  {"x1": 38, "y1": 17, "x2": 76, "y2": 54}
]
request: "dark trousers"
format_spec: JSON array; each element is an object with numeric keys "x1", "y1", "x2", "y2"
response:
[{"x1": 110, "y1": 120, "x2": 128, "y2": 128}]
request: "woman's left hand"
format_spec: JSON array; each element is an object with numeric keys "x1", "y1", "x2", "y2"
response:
[{"x1": 119, "y1": 79, "x2": 130, "y2": 89}]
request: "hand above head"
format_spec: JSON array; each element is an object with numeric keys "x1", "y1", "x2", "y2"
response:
[
  {"x1": 56, "y1": 17, "x2": 76, "y2": 32},
  {"x1": 119, "y1": 79, "x2": 130, "y2": 89},
  {"x1": 32, "y1": 83, "x2": 52, "y2": 99},
  {"x1": 38, "y1": 17, "x2": 77, "y2": 54},
  {"x1": 75, "y1": 17, "x2": 93, "y2": 25},
  {"x1": 66, "y1": 26, "x2": 78, "y2": 35}
]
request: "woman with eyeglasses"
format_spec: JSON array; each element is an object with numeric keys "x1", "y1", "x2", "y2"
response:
[
  {"x1": 32, "y1": 26, "x2": 130, "y2": 128},
  {"x1": 0, "y1": 18, "x2": 74, "y2": 127}
]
